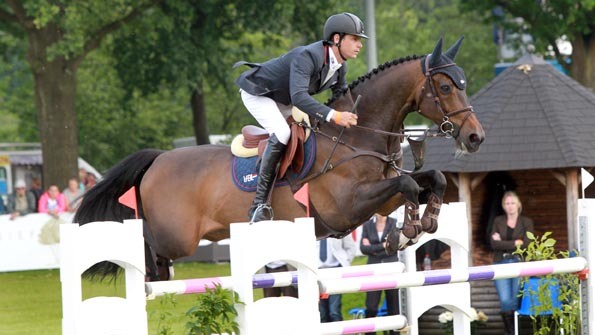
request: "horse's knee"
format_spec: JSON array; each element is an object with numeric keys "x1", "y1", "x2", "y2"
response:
[
  {"x1": 397, "y1": 175, "x2": 420, "y2": 201},
  {"x1": 430, "y1": 170, "x2": 447, "y2": 190}
]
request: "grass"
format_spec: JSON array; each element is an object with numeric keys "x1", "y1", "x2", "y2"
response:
[{"x1": 0, "y1": 257, "x2": 369, "y2": 335}]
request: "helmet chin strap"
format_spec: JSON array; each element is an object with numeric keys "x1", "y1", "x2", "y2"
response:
[
  {"x1": 336, "y1": 44, "x2": 348, "y2": 61},
  {"x1": 333, "y1": 35, "x2": 348, "y2": 62}
]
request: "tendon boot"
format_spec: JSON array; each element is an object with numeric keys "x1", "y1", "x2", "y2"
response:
[
  {"x1": 248, "y1": 134, "x2": 286, "y2": 222},
  {"x1": 501, "y1": 311, "x2": 515, "y2": 335}
]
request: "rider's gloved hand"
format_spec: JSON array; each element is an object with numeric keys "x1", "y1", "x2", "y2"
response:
[{"x1": 332, "y1": 111, "x2": 358, "y2": 128}]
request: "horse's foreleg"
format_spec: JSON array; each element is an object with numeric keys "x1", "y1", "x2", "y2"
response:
[
  {"x1": 410, "y1": 170, "x2": 447, "y2": 234},
  {"x1": 364, "y1": 175, "x2": 420, "y2": 255},
  {"x1": 352, "y1": 174, "x2": 420, "y2": 218}
]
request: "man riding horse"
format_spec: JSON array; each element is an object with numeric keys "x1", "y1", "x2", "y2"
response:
[{"x1": 235, "y1": 12, "x2": 366, "y2": 222}]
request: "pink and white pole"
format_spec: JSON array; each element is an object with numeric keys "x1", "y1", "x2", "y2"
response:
[
  {"x1": 319, "y1": 257, "x2": 588, "y2": 295},
  {"x1": 145, "y1": 262, "x2": 406, "y2": 297},
  {"x1": 319, "y1": 315, "x2": 407, "y2": 335}
]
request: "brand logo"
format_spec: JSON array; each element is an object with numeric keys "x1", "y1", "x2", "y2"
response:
[{"x1": 243, "y1": 173, "x2": 258, "y2": 183}]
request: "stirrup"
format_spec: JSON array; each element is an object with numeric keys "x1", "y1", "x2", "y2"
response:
[{"x1": 249, "y1": 203, "x2": 274, "y2": 224}]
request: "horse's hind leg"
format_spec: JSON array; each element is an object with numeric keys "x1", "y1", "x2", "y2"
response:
[{"x1": 411, "y1": 170, "x2": 447, "y2": 234}]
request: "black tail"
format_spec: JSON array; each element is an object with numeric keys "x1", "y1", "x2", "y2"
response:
[{"x1": 74, "y1": 149, "x2": 163, "y2": 281}]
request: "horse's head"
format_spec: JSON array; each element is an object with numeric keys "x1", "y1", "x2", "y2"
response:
[{"x1": 416, "y1": 37, "x2": 485, "y2": 154}]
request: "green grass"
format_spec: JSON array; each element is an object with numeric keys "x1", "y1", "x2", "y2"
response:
[{"x1": 0, "y1": 257, "x2": 368, "y2": 335}]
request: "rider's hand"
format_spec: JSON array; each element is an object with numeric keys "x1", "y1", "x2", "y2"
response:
[{"x1": 332, "y1": 111, "x2": 358, "y2": 128}]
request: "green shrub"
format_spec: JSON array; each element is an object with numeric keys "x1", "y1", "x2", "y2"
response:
[
  {"x1": 185, "y1": 285, "x2": 243, "y2": 335},
  {"x1": 514, "y1": 232, "x2": 581, "y2": 334}
]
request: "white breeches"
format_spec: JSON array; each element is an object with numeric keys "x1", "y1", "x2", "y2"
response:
[{"x1": 240, "y1": 89, "x2": 292, "y2": 145}]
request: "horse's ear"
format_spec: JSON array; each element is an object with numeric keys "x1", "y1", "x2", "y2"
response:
[
  {"x1": 445, "y1": 36, "x2": 464, "y2": 61},
  {"x1": 429, "y1": 37, "x2": 443, "y2": 68}
]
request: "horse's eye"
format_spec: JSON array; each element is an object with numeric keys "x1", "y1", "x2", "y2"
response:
[{"x1": 440, "y1": 84, "x2": 451, "y2": 94}]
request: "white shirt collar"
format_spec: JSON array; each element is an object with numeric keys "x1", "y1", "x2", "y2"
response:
[
  {"x1": 323, "y1": 47, "x2": 342, "y2": 85},
  {"x1": 328, "y1": 48, "x2": 342, "y2": 72}
]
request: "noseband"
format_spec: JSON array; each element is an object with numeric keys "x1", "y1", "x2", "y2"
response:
[{"x1": 420, "y1": 56, "x2": 475, "y2": 139}]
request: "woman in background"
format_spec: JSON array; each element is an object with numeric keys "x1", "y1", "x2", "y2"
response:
[{"x1": 490, "y1": 191, "x2": 534, "y2": 335}]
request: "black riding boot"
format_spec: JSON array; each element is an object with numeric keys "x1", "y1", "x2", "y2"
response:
[
  {"x1": 501, "y1": 310, "x2": 515, "y2": 335},
  {"x1": 248, "y1": 134, "x2": 286, "y2": 222}
]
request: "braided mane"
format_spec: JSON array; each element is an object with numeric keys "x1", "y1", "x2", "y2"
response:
[{"x1": 325, "y1": 54, "x2": 423, "y2": 105}]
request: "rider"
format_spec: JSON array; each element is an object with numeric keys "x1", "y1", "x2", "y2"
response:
[{"x1": 235, "y1": 12, "x2": 366, "y2": 222}]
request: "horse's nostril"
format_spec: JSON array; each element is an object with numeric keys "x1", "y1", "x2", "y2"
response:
[{"x1": 469, "y1": 133, "x2": 483, "y2": 145}]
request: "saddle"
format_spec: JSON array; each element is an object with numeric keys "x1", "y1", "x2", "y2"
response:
[{"x1": 231, "y1": 107, "x2": 312, "y2": 178}]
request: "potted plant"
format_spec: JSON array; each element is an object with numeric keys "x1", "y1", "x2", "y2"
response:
[{"x1": 513, "y1": 232, "x2": 581, "y2": 334}]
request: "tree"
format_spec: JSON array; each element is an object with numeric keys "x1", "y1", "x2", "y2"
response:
[
  {"x1": 460, "y1": 0, "x2": 595, "y2": 89},
  {"x1": 110, "y1": 0, "x2": 346, "y2": 145},
  {"x1": 372, "y1": 0, "x2": 498, "y2": 125},
  {"x1": 0, "y1": 1, "x2": 163, "y2": 188}
]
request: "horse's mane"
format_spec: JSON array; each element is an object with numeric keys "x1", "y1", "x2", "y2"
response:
[{"x1": 325, "y1": 54, "x2": 423, "y2": 105}]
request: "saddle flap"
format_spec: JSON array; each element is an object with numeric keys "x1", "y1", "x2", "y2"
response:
[{"x1": 279, "y1": 119, "x2": 306, "y2": 178}]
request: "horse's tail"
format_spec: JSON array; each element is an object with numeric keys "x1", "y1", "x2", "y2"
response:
[{"x1": 74, "y1": 148, "x2": 163, "y2": 281}]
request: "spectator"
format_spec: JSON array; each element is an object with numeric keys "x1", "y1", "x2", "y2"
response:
[
  {"x1": 6, "y1": 179, "x2": 37, "y2": 220},
  {"x1": 318, "y1": 235, "x2": 357, "y2": 322},
  {"x1": 78, "y1": 168, "x2": 87, "y2": 191},
  {"x1": 38, "y1": 184, "x2": 67, "y2": 218},
  {"x1": 29, "y1": 176, "x2": 43, "y2": 211},
  {"x1": 360, "y1": 213, "x2": 401, "y2": 335},
  {"x1": 0, "y1": 195, "x2": 6, "y2": 215},
  {"x1": 85, "y1": 172, "x2": 97, "y2": 191},
  {"x1": 63, "y1": 177, "x2": 84, "y2": 212},
  {"x1": 490, "y1": 191, "x2": 534, "y2": 335}
]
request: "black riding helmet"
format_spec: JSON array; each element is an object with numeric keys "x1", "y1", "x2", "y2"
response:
[{"x1": 323, "y1": 12, "x2": 368, "y2": 42}]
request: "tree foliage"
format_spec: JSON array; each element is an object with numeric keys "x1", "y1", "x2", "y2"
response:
[
  {"x1": 371, "y1": 0, "x2": 497, "y2": 125},
  {"x1": 459, "y1": 0, "x2": 595, "y2": 89},
  {"x1": 0, "y1": 0, "x2": 501, "y2": 175}
]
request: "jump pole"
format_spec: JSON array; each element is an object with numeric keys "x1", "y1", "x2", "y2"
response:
[
  {"x1": 319, "y1": 257, "x2": 588, "y2": 295},
  {"x1": 145, "y1": 262, "x2": 406, "y2": 297}
]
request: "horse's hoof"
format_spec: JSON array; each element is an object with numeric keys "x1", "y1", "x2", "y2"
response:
[{"x1": 384, "y1": 228, "x2": 401, "y2": 255}]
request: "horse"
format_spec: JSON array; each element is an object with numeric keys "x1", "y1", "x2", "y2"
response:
[{"x1": 75, "y1": 37, "x2": 485, "y2": 281}]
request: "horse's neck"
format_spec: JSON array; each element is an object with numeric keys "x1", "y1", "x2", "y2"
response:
[
  {"x1": 323, "y1": 59, "x2": 421, "y2": 149},
  {"x1": 352, "y1": 64, "x2": 419, "y2": 133}
]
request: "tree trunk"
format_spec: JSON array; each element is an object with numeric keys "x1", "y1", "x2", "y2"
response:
[
  {"x1": 27, "y1": 27, "x2": 79, "y2": 190},
  {"x1": 191, "y1": 82, "x2": 210, "y2": 145},
  {"x1": 570, "y1": 32, "x2": 595, "y2": 91}
]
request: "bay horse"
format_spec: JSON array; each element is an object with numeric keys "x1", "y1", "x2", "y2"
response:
[{"x1": 75, "y1": 37, "x2": 485, "y2": 281}]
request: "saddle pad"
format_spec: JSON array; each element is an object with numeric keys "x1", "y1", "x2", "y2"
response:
[{"x1": 231, "y1": 135, "x2": 316, "y2": 192}]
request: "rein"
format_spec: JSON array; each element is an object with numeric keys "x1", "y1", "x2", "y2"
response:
[{"x1": 294, "y1": 121, "x2": 405, "y2": 186}]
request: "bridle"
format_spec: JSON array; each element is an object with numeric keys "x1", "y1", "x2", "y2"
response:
[{"x1": 419, "y1": 55, "x2": 475, "y2": 139}]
